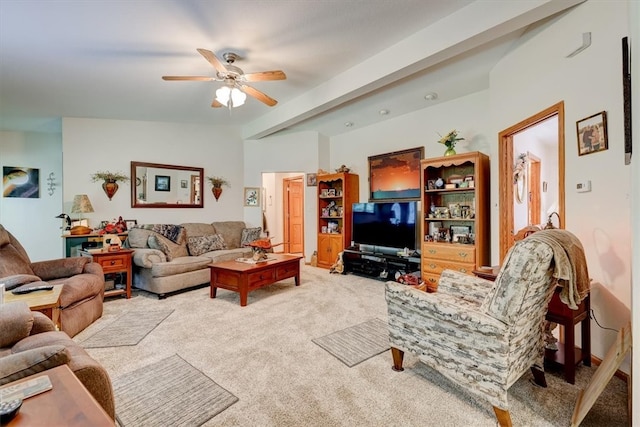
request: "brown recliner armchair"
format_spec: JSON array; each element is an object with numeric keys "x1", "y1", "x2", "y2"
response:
[
  {"x1": 0, "y1": 224, "x2": 104, "y2": 337},
  {"x1": 0, "y1": 301, "x2": 115, "y2": 419}
]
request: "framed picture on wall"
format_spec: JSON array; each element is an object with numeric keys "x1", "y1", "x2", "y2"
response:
[
  {"x1": 244, "y1": 187, "x2": 260, "y2": 207},
  {"x1": 154, "y1": 175, "x2": 170, "y2": 191},
  {"x1": 576, "y1": 111, "x2": 608, "y2": 156},
  {"x1": 368, "y1": 146, "x2": 424, "y2": 201},
  {"x1": 306, "y1": 173, "x2": 317, "y2": 186}
]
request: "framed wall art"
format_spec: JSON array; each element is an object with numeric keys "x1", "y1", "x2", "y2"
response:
[
  {"x1": 244, "y1": 187, "x2": 260, "y2": 207},
  {"x1": 368, "y1": 146, "x2": 424, "y2": 201},
  {"x1": 306, "y1": 173, "x2": 317, "y2": 186},
  {"x1": 576, "y1": 111, "x2": 608, "y2": 156},
  {"x1": 154, "y1": 175, "x2": 170, "y2": 191},
  {"x1": 2, "y1": 166, "x2": 40, "y2": 198}
]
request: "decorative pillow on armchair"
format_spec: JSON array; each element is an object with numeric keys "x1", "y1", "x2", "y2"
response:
[
  {"x1": 187, "y1": 234, "x2": 227, "y2": 256},
  {"x1": 240, "y1": 227, "x2": 262, "y2": 246}
]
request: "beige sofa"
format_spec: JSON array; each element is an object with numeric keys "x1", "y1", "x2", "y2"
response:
[{"x1": 126, "y1": 222, "x2": 258, "y2": 298}]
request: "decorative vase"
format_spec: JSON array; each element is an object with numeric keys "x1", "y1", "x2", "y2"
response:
[
  {"x1": 102, "y1": 180, "x2": 119, "y2": 200},
  {"x1": 212, "y1": 186, "x2": 223, "y2": 201},
  {"x1": 444, "y1": 147, "x2": 456, "y2": 156}
]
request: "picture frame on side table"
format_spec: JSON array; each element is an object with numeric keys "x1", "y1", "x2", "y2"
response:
[
  {"x1": 124, "y1": 219, "x2": 137, "y2": 230},
  {"x1": 577, "y1": 111, "x2": 608, "y2": 156},
  {"x1": 244, "y1": 187, "x2": 260, "y2": 207}
]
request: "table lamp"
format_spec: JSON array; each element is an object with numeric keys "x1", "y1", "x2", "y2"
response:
[{"x1": 70, "y1": 194, "x2": 94, "y2": 235}]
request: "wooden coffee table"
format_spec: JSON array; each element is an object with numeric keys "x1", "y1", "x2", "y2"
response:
[
  {"x1": 209, "y1": 254, "x2": 303, "y2": 306},
  {"x1": 4, "y1": 285, "x2": 63, "y2": 330}
]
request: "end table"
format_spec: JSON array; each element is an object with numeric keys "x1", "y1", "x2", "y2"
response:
[{"x1": 80, "y1": 249, "x2": 134, "y2": 298}]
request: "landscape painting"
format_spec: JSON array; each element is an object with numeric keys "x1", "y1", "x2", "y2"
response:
[{"x1": 368, "y1": 147, "x2": 424, "y2": 201}]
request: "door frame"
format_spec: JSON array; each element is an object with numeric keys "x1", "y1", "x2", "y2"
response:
[
  {"x1": 498, "y1": 101, "x2": 565, "y2": 260},
  {"x1": 283, "y1": 176, "x2": 304, "y2": 254}
]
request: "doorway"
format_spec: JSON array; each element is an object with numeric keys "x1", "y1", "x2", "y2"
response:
[
  {"x1": 498, "y1": 101, "x2": 565, "y2": 260},
  {"x1": 283, "y1": 176, "x2": 304, "y2": 254}
]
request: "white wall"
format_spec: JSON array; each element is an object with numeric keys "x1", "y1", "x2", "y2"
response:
[
  {"x1": 0, "y1": 131, "x2": 63, "y2": 261},
  {"x1": 331, "y1": 90, "x2": 491, "y2": 204},
  {"x1": 62, "y1": 118, "x2": 246, "y2": 232},
  {"x1": 244, "y1": 131, "x2": 323, "y2": 260},
  {"x1": 490, "y1": 0, "x2": 631, "y2": 369}
]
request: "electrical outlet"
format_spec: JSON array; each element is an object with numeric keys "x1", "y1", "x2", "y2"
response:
[{"x1": 576, "y1": 180, "x2": 591, "y2": 193}]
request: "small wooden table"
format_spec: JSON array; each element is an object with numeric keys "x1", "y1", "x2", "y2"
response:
[
  {"x1": 80, "y1": 249, "x2": 134, "y2": 298},
  {"x1": 4, "y1": 284, "x2": 63, "y2": 330},
  {"x1": 3, "y1": 364, "x2": 113, "y2": 426},
  {"x1": 472, "y1": 266, "x2": 591, "y2": 384},
  {"x1": 209, "y1": 254, "x2": 303, "y2": 306}
]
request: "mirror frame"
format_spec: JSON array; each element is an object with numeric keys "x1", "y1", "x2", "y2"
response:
[
  {"x1": 498, "y1": 101, "x2": 565, "y2": 261},
  {"x1": 130, "y1": 161, "x2": 204, "y2": 208}
]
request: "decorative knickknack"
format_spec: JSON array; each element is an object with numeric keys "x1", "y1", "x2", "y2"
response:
[
  {"x1": 90, "y1": 171, "x2": 130, "y2": 201},
  {"x1": 438, "y1": 129, "x2": 465, "y2": 156},
  {"x1": 206, "y1": 176, "x2": 230, "y2": 201}
]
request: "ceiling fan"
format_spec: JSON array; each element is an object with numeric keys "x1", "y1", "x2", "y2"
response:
[{"x1": 162, "y1": 48, "x2": 286, "y2": 108}]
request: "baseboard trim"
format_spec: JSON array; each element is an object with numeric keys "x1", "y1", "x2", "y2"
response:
[{"x1": 590, "y1": 354, "x2": 629, "y2": 383}]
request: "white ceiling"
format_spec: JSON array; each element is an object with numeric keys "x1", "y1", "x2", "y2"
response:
[{"x1": 0, "y1": 1, "x2": 583, "y2": 138}]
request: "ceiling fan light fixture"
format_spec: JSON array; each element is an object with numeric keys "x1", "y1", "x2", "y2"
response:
[{"x1": 215, "y1": 86, "x2": 246, "y2": 108}]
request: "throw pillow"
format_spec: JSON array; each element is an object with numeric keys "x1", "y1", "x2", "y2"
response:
[
  {"x1": 187, "y1": 234, "x2": 227, "y2": 256},
  {"x1": 240, "y1": 227, "x2": 262, "y2": 246},
  {"x1": 148, "y1": 233, "x2": 189, "y2": 261}
]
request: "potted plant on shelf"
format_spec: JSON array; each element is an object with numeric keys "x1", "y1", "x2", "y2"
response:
[
  {"x1": 90, "y1": 171, "x2": 130, "y2": 201},
  {"x1": 437, "y1": 129, "x2": 465, "y2": 156},
  {"x1": 206, "y1": 176, "x2": 230, "y2": 201}
]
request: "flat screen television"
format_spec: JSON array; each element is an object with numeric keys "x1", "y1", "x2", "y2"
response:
[{"x1": 352, "y1": 201, "x2": 418, "y2": 251}]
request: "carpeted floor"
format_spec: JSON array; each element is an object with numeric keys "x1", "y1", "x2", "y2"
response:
[
  {"x1": 80, "y1": 309, "x2": 174, "y2": 348},
  {"x1": 113, "y1": 354, "x2": 238, "y2": 427},
  {"x1": 74, "y1": 264, "x2": 629, "y2": 426}
]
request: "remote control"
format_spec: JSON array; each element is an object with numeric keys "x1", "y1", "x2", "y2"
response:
[
  {"x1": 11, "y1": 284, "x2": 54, "y2": 294},
  {"x1": 0, "y1": 399, "x2": 22, "y2": 423}
]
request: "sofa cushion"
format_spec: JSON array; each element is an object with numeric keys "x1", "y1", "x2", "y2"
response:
[
  {"x1": 187, "y1": 234, "x2": 226, "y2": 256},
  {"x1": 240, "y1": 227, "x2": 262, "y2": 246},
  {"x1": 150, "y1": 256, "x2": 212, "y2": 278},
  {"x1": 0, "y1": 302, "x2": 33, "y2": 348},
  {"x1": 148, "y1": 234, "x2": 188, "y2": 261},
  {"x1": 0, "y1": 274, "x2": 41, "y2": 290},
  {"x1": 181, "y1": 223, "x2": 217, "y2": 238},
  {"x1": 211, "y1": 221, "x2": 246, "y2": 249},
  {"x1": 127, "y1": 228, "x2": 155, "y2": 248},
  {"x1": 0, "y1": 344, "x2": 70, "y2": 385}
]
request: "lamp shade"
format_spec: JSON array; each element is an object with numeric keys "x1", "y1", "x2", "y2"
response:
[{"x1": 71, "y1": 194, "x2": 94, "y2": 214}]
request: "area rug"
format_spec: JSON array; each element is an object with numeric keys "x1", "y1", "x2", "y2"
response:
[
  {"x1": 81, "y1": 309, "x2": 174, "y2": 348},
  {"x1": 312, "y1": 318, "x2": 390, "y2": 367},
  {"x1": 113, "y1": 354, "x2": 238, "y2": 427}
]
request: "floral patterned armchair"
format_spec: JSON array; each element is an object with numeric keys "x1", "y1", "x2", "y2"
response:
[{"x1": 385, "y1": 229, "x2": 588, "y2": 426}]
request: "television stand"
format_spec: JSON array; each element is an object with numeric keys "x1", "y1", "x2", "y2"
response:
[{"x1": 342, "y1": 249, "x2": 420, "y2": 280}]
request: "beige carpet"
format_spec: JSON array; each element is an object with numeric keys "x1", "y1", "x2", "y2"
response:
[{"x1": 74, "y1": 265, "x2": 628, "y2": 426}]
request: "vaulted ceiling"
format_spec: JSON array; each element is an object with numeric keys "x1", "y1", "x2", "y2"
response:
[{"x1": 0, "y1": 1, "x2": 583, "y2": 139}]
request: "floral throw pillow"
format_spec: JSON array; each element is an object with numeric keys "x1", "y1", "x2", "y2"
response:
[
  {"x1": 187, "y1": 234, "x2": 227, "y2": 256},
  {"x1": 240, "y1": 227, "x2": 262, "y2": 246},
  {"x1": 148, "y1": 234, "x2": 188, "y2": 261}
]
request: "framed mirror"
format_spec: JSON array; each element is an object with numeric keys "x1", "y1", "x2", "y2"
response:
[{"x1": 131, "y1": 161, "x2": 203, "y2": 208}]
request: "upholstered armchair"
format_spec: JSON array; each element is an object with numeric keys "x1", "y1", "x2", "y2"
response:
[
  {"x1": 385, "y1": 229, "x2": 589, "y2": 426},
  {"x1": 0, "y1": 224, "x2": 105, "y2": 337}
]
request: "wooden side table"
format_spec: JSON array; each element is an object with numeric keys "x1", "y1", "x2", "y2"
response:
[
  {"x1": 472, "y1": 266, "x2": 591, "y2": 384},
  {"x1": 80, "y1": 249, "x2": 134, "y2": 298},
  {"x1": 4, "y1": 285, "x2": 63, "y2": 330},
  {"x1": 3, "y1": 364, "x2": 113, "y2": 426}
]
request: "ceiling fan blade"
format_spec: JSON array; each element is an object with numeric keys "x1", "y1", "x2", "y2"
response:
[
  {"x1": 242, "y1": 70, "x2": 286, "y2": 82},
  {"x1": 211, "y1": 98, "x2": 224, "y2": 108},
  {"x1": 162, "y1": 76, "x2": 215, "y2": 81},
  {"x1": 239, "y1": 84, "x2": 278, "y2": 106},
  {"x1": 197, "y1": 48, "x2": 228, "y2": 74}
]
